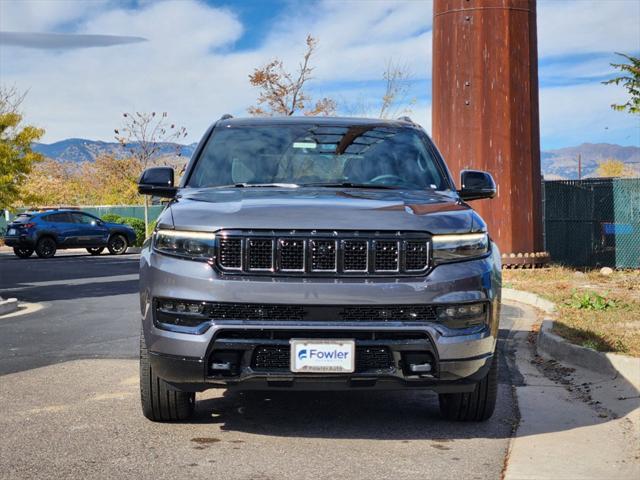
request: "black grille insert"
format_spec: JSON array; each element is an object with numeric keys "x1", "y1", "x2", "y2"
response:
[
  {"x1": 374, "y1": 240, "x2": 399, "y2": 271},
  {"x1": 405, "y1": 241, "x2": 429, "y2": 271},
  {"x1": 251, "y1": 345, "x2": 394, "y2": 372},
  {"x1": 202, "y1": 302, "x2": 437, "y2": 322},
  {"x1": 248, "y1": 239, "x2": 273, "y2": 270},
  {"x1": 219, "y1": 238, "x2": 242, "y2": 269},
  {"x1": 279, "y1": 239, "x2": 305, "y2": 271},
  {"x1": 343, "y1": 240, "x2": 368, "y2": 271},
  {"x1": 311, "y1": 240, "x2": 337, "y2": 271}
]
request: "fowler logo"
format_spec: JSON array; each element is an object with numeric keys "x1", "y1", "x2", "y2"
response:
[{"x1": 297, "y1": 348, "x2": 349, "y2": 361}]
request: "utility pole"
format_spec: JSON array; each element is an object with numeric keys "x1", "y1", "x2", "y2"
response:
[
  {"x1": 432, "y1": 0, "x2": 545, "y2": 266},
  {"x1": 578, "y1": 154, "x2": 582, "y2": 180}
]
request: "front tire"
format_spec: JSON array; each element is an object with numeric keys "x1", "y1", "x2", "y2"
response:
[
  {"x1": 86, "y1": 247, "x2": 105, "y2": 255},
  {"x1": 140, "y1": 328, "x2": 195, "y2": 422},
  {"x1": 107, "y1": 234, "x2": 128, "y2": 255},
  {"x1": 35, "y1": 237, "x2": 57, "y2": 259},
  {"x1": 438, "y1": 351, "x2": 498, "y2": 422},
  {"x1": 13, "y1": 247, "x2": 34, "y2": 258}
]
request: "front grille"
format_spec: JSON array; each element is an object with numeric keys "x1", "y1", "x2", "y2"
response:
[
  {"x1": 251, "y1": 345, "x2": 394, "y2": 372},
  {"x1": 201, "y1": 302, "x2": 437, "y2": 322},
  {"x1": 215, "y1": 230, "x2": 431, "y2": 276}
]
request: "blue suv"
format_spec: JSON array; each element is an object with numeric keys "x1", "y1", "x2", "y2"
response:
[{"x1": 3, "y1": 209, "x2": 137, "y2": 259}]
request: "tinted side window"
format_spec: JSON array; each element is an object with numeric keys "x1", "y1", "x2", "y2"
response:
[
  {"x1": 71, "y1": 213, "x2": 96, "y2": 224},
  {"x1": 46, "y1": 213, "x2": 73, "y2": 223}
]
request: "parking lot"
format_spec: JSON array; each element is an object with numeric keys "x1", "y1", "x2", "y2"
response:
[
  {"x1": 4, "y1": 249, "x2": 636, "y2": 480},
  {"x1": 0, "y1": 249, "x2": 527, "y2": 479}
]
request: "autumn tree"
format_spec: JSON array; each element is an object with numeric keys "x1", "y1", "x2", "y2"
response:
[
  {"x1": 595, "y1": 158, "x2": 634, "y2": 178},
  {"x1": 603, "y1": 53, "x2": 640, "y2": 115},
  {"x1": 115, "y1": 112, "x2": 187, "y2": 234},
  {"x1": 0, "y1": 86, "x2": 45, "y2": 210},
  {"x1": 248, "y1": 35, "x2": 336, "y2": 116},
  {"x1": 21, "y1": 159, "x2": 81, "y2": 206}
]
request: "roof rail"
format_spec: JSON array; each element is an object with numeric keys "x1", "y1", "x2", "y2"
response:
[
  {"x1": 219, "y1": 114, "x2": 233, "y2": 120},
  {"x1": 397, "y1": 116, "x2": 414, "y2": 124}
]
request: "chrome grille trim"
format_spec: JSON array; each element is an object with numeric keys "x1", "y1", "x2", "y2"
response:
[{"x1": 215, "y1": 230, "x2": 431, "y2": 277}]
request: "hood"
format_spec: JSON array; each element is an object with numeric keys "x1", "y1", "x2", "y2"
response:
[
  {"x1": 162, "y1": 187, "x2": 486, "y2": 234},
  {"x1": 105, "y1": 222, "x2": 134, "y2": 230}
]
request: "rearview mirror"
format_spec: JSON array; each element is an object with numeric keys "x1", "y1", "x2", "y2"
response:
[
  {"x1": 458, "y1": 170, "x2": 496, "y2": 201},
  {"x1": 138, "y1": 167, "x2": 177, "y2": 198}
]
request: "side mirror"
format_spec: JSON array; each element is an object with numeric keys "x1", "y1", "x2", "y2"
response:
[
  {"x1": 458, "y1": 170, "x2": 496, "y2": 201},
  {"x1": 138, "y1": 167, "x2": 177, "y2": 198}
]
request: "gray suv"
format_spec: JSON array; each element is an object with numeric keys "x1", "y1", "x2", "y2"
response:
[{"x1": 137, "y1": 116, "x2": 501, "y2": 422}]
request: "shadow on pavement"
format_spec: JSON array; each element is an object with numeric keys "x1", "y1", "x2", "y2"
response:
[{"x1": 8, "y1": 279, "x2": 139, "y2": 302}]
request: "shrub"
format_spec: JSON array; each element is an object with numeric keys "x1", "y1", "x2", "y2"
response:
[
  {"x1": 120, "y1": 216, "x2": 146, "y2": 247},
  {"x1": 101, "y1": 213, "x2": 125, "y2": 224}
]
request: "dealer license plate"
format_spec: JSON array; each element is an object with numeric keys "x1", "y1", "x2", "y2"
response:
[
  {"x1": 8, "y1": 229, "x2": 16, "y2": 235},
  {"x1": 290, "y1": 339, "x2": 355, "y2": 373}
]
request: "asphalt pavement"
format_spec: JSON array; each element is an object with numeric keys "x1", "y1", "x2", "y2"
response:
[{"x1": 0, "y1": 248, "x2": 523, "y2": 479}]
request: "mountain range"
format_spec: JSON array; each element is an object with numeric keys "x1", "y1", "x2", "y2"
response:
[{"x1": 33, "y1": 139, "x2": 640, "y2": 180}]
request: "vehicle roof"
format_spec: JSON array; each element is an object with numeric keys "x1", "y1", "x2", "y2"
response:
[
  {"x1": 27, "y1": 209, "x2": 91, "y2": 216},
  {"x1": 216, "y1": 116, "x2": 421, "y2": 129}
]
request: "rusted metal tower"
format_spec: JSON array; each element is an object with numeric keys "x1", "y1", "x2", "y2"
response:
[{"x1": 432, "y1": 0, "x2": 546, "y2": 266}]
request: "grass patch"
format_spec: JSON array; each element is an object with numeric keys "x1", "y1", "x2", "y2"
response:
[{"x1": 503, "y1": 266, "x2": 640, "y2": 357}]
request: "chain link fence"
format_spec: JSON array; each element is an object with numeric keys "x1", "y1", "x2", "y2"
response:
[{"x1": 544, "y1": 178, "x2": 640, "y2": 268}]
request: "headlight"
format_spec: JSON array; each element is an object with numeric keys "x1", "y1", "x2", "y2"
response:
[
  {"x1": 432, "y1": 233, "x2": 489, "y2": 264},
  {"x1": 436, "y1": 302, "x2": 488, "y2": 329},
  {"x1": 153, "y1": 229, "x2": 216, "y2": 260}
]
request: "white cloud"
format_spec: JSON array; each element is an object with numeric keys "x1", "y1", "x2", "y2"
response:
[
  {"x1": 539, "y1": 82, "x2": 640, "y2": 147},
  {"x1": 538, "y1": 0, "x2": 640, "y2": 58},
  {"x1": 0, "y1": 0, "x2": 110, "y2": 31},
  {"x1": 0, "y1": 0, "x2": 638, "y2": 149}
]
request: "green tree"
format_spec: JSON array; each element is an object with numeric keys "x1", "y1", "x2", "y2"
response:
[
  {"x1": 602, "y1": 53, "x2": 640, "y2": 115},
  {"x1": 0, "y1": 86, "x2": 45, "y2": 210}
]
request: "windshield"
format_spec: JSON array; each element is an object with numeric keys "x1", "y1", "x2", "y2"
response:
[{"x1": 187, "y1": 124, "x2": 449, "y2": 190}]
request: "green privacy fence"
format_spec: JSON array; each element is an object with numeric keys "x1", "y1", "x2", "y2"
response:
[
  {"x1": 1, "y1": 205, "x2": 165, "y2": 236},
  {"x1": 544, "y1": 178, "x2": 640, "y2": 268}
]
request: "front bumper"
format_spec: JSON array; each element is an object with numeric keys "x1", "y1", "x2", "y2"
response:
[{"x1": 140, "y1": 247, "x2": 501, "y2": 392}]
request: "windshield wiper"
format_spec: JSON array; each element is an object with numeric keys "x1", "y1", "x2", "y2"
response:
[
  {"x1": 302, "y1": 182, "x2": 401, "y2": 190},
  {"x1": 214, "y1": 183, "x2": 300, "y2": 189}
]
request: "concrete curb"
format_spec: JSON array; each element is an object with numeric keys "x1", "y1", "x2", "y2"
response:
[
  {"x1": 0, "y1": 298, "x2": 19, "y2": 315},
  {"x1": 503, "y1": 288, "x2": 640, "y2": 389},
  {"x1": 127, "y1": 247, "x2": 142, "y2": 254}
]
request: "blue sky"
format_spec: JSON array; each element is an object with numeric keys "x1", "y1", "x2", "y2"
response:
[{"x1": 0, "y1": 0, "x2": 639, "y2": 150}]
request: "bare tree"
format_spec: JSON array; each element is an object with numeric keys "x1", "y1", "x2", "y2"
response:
[
  {"x1": 378, "y1": 59, "x2": 416, "y2": 119},
  {"x1": 248, "y1": 35, "x2": 336, "y2": 116},
  {"x1": 338, "y1": 60, "x2": 416, "y2": 119},
  {"x1": 114, "y1": 112, "x2": 187, "y2": 234}
]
